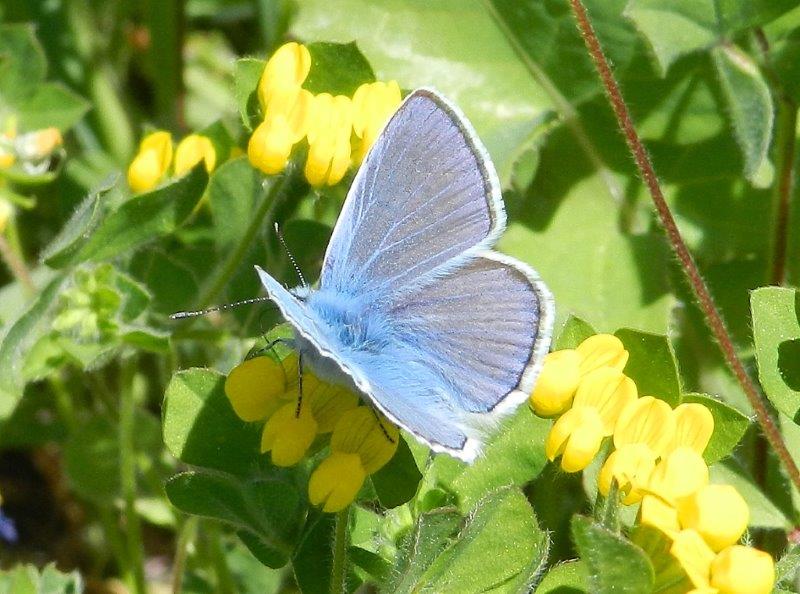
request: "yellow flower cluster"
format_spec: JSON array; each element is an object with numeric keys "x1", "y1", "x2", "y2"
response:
[
  {"x1": 531, "y1": 334, "x2": 775, "y2": 594},
  {"x1": 225, "y1": 353, "x2": 398, "y2": 513},
  {"x1": 127, "y1": 131, "x2": 216, "y2": 193},
  {"x1": 247, "y1": 42, "x2": 402, "y2": 187},
  {"x1": 0, "y1": 121, "x2": 63, "y2": 173}
]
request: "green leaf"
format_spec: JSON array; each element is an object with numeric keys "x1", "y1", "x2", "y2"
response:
[
  {"x1": 42, "y1": 177, "x2": 118, "y2": 268},
  {"x1": 371, "y1": 435, "x2": 422, "y2": 509},
  {"x1": 304, "y1": 42, "x2": 375, "y2": 96},
  {"x1": 291, "y1": 0, "x2": 554, "y2": 187},
  {"x1": 554, "y1": 315, "x2": 597, "y2": 350},
  {"x1": 614, "y1": 328, "x2": 681, "y2": 406},
  {"x1": 429, "y1": 408, "x2": 549, "y2": 511},
  {"x1": 535, "y1": 561, "x2": 588, "y2": 594},
  {"x1": 15, "y1": 82, "x2": 90, "y2": 131},
  {"x1": 711, "y1": 44, "x2": 774, "y2": 186},
  {"x1": 281, "y1": 219, "x2": 332, "y2": 285},
  {"x1": 165, "y1": 470, "x2": 304, "y2": 568},
  {"x1": 571, "y1": 516, "x2": 654, "y2": 594},
  {"x1": 0, "y1": 563, "x2": 83, "y2": 594},
  {"x1": 682, "y1": 393, "x2": 749, "y2": 464},
  {"x1": 208, "y1": 157, "x2": 264, "y2": 251},
  {"x1": 776, "y1": 544, "x2": 800, "y2": 590},
  {"x1": 234, "y1": 57, "x2": 265, "y2": 130},
  {"x1": 291, "y1": 513, "x2": 335, "y2": 594},
  {"x1": 66, "y1": 166, "x2": 208, "y2": 264},
  {"x1": 0, "y1": 24, "x2": 46, "y2": 103},
  {"x1": 162, "y1": 368, "x2": 263, "y2": 476},
  {"x1": 0, "y1": 274, "x2": 67, "y2": 419},
  {"x1": 625, "y1": 0, "x2": 798, "y2": 74},
  {"x1": 751, "y1": 287, "x2": 800, "y2": 422},
  {"x1": 388, "y1": 489, "x2": 549, "y2": 593}
]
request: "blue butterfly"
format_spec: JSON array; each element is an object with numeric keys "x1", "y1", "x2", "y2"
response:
[{"x1": 257, "y1": 88, "x2": 554, "y2": 462}]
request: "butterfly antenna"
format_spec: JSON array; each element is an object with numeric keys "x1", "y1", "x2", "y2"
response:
[
  {"x1": 274, "y1": 222, "x2": 308, "y2": 290},
  {"x1": 170, "y1": 297, "x2": 274, "y2": 320}
]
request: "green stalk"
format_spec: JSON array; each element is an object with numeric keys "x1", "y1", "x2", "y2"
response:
[
  {"x1": 119, "y1": 359, "x2": 146, "y2": 594},
  {"x1": 207, "y1": 522, "x2": 236, "y2": 594},
  {"x1": 330, "y1": 507, "x2": 350, "y2": 594},
  {"x1": 196, "y1": 167, "x2": 306, "y2": 310},
  {"x1": 171, "y1": 517, "x2": 198, "y2": 594}
]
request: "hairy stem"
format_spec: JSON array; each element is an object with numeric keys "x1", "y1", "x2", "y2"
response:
[
  {"x1": 769, "y1": 96, "x2": 797, "y2": 286},
  {"x1": 171, "y1": 517, "x2": 197, "y2": 594},
  {"x1": 330, "y1": 507, "x2": 350, "y2": 594},
  {"x1": 567, "y1": 0, "x2": 800, "y2": 492}
]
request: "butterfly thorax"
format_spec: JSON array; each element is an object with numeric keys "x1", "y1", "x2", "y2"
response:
[{"x1": 303, "y1": 289, "x2": 389, "y2": 355}]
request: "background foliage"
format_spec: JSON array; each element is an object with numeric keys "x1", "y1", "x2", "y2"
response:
[{"x1": 0, "y1": 0, "x2": 799, "y2": 592}]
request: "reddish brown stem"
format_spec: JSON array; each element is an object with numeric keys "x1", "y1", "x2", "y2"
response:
[{"x1": 568, "y1": 0, "x2": 800, "y2": 492}]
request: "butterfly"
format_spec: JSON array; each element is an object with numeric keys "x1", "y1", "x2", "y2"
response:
[{"x1": 256, "y1": 88, "x2": 554, "y2": 462}]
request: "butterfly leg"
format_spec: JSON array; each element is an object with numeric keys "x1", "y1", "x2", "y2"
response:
[
  {"x1": 248, "y1": 336, "x2": 293, "y2": 359},
  {"x1": 295, "y1": 351, "x2": 304, "y2": 418}
]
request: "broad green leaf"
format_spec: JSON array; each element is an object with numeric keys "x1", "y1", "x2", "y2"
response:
[
  {"x1": 208, "y1": 157, "x2": 264, "y2": 250},
  {"x1": 682, "y1": 393, "x2": 749, "y2": 464},
  {"x1": 614, "y1": 328, "x2": 681, "y2": 406},
  {"x1": 66, "y1": 166, "x2": 208, "y2": 264},
  {"x1": 0, "y1": 24, "x2": 46, "y2": 103},
  {"x1": 234, "y1": 57, "x2": 265, "y2": 130},
  {"x1": 291, "y1": 0, "x2": 554, "y2": 187},
  {"x1": 751, "y1": 287, "x2": 800, "y2": 421},
  {"x1": 291, "y1": 512, "x2": 336, "y2": 594},
  {"x1": 429, "y1": 408, "x2": 549, "y2": 511},
  {"x1": 304, "y1": 42, "x2": 375, "y2": 96},
  {"x1": 0, "y1": 564, "x2": 83, "y2": 594},
  {"x1": 711, "y1": 44, "x2": 774, "y2": 186},
  {"x1": 710, "y1": 460, "x2": 791, "y2": 529},
  {"x1": 0, "y1": 274, "x2": 66, "y2": 419},
  {"x1": 776, "y1": 544, "x2": 800, "y2": 591},
  {"x1": 535, "y1": 561, "x2": 588, "y2": 594},
  {"x1": 388, "y1": 489, "x2": 548, "y2": 593},
  {"x1": 625, "y1": 0, "x2": 798, "y2": 74},
  {"x1": 630, "y1": 525, "x2": 693, "y2": 593},
  {"x1": 500, "y1": 172, "x2": 673, "y2": 334},
  {"x1": 15, "y1": 82, "x2": 90, "y2": 131},
  {"x1": 486, "y1": 0, "x2": 638, "y2": 105},
  {"x1": 554, "y1": 315, "x2": 597, "y2": 350},
  {"x1": 371, "y1": 435, "x2": 422, "y2": 509},
  {"x1": 281, "y1": 219, "x2": 332, "y2": 286},
  {"x1": 162, "y1": 368, "x2": 264, "y2": 476},
  {"x1": 165, "y1": 470, "x2": 304, "y2": 568},
  {"x1": 571, "y1": 515, "x2": 654, "y2": 594}
]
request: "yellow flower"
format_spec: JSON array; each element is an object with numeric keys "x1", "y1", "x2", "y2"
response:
[
  {"x1": 710, "y1": 545, "x2": 775, "y2": 594},
  {"x1": 545, "y1": 407, "x2": 605, "y2": 472},
  {"x1": 16, "y1": 127, "x2": 62, "y2": 160},
  {"x1": 647, "y1": 446, "x2": 709, "y2": 504},
  {"x1": 640, "y1": 494, "x2": 681, "y2": 536},
  {"x1": 667, "y1": 402, "x2": 714, "y2": 455},
  {"x1": 351, "y1": 80, "x2": 402, "y2": 163},
  {"x1": 260, "y1": 402, "x2": 318, "y2": 466},
  {"x1": 225, "y1": 355, "x2": 295, "y2": 422},
  {"x1": 677, "y1": 485, "x2": 749, "y2": 551},
  {"x1": 305, "y1": 93, "x2": 354, "y2": 187},
  {"x1": 174, "y1": 134, "x2": 216, "y2": 175},
  {"x1": 614, "y1": 396, "x2": 676, "y2": 456},
  {"x1": 598, "y1": 443, "x2": 657, "y2": 504},
  {"x1": 670, "y1": 529, "x2": 716, "y2": 589},
  {"x1": 258, "y1": 42, "x2": 311, "y2": 114},
  {"x1": 127, "y1": 130, "x2": 173, "y2": 193},
  {"x1": 530, "y1": 350, "x2": 582, "y2": 417},
  {"x1": 575, "y1": 334, "x2": 629, "y2": 375},
  {"x1": 248, "y1": 115, "x2": 294, "y2": 175},
  {"x1": 308, "y1": 452, "x2": 366, "y2": 513},
  {"x1": 303, "y1": 374, "x2": 359, "y2": 433},
  {"x1": 330, "y1": 406, "x2": 399, "y2": 473},
  {"x1": 572, "y1": 367, "x2": 638, "y2": 434},
  {"x1": 0, "y1": 147, "x2": 14, "y2": 169}
]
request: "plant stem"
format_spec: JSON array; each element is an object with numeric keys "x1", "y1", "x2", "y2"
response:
[
  {"x1": 195, "y1": 168, "x2": 305, "y2": 310},
  {"x1": 171, "y1": 517, "x2": 198, "y2": 594},
  {"x1": 567, "y1": 0, "x2": 800, "y2": 492},
  {"x1": 769, "y1": 97, "x2": 797, "y2": 286},
  {"x1": 0, "y1": 234, "x2": 34, "y2": 295},
  {"x1": 330, "y1": 507, "x2": 350, "y2": 594},
  {"x1": 207, "y1": 521, "x2": 236, "y2": 594},
  {"x1": 119, "y1": 358, "x2": 147, "y2": 594}
]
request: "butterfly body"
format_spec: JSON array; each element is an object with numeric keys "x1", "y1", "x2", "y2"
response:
[{"x1": 258, "y1": 89, "x2": 554, "y2": 462}]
